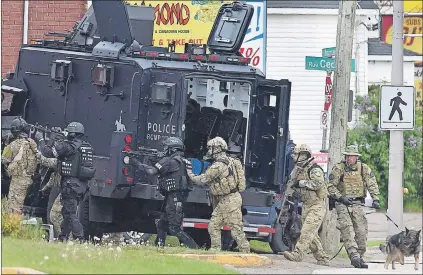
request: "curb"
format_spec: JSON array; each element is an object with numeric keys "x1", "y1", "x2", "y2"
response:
[
  {"x1": 175, "y1": 253, "x2": 272, "y2": 267},
  {"x1": 2, "y1": 267, "x2": 45, "y2": 274}
]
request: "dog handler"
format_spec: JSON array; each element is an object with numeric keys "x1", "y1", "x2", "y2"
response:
[{"x1": 327, "y1": 145, "x2": 381, "y2": 269}]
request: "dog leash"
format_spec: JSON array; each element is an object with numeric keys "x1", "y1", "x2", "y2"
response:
[
  {"x1": 383, "y1": 213, "x2": 400, "y2": 230},
  {"x1": 330, "y1": 203, "x2": 375, "y2": 261}
]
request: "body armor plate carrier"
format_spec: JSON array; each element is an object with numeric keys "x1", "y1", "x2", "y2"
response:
[
  {"x1": 60, "y1": 141, "x2": 96, "y2": 179},
  {"x1": 158, "y1": 156, "x2": 188, "y2": 193}
]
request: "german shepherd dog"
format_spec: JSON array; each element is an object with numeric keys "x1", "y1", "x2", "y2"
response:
[{"x1": 379, "y1": 227, "x2": 421, "y2": 270}]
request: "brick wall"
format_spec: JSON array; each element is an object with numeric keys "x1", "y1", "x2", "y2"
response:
[
  {"x1": 1, "y1": 0, "x2": 86, "y2": 78},
  {"x1": 1, "y1": 0, "x2": 86, "y2": 111},
  {"x1": 1, "y1": 1, "x2": 24, "y2": 77}
]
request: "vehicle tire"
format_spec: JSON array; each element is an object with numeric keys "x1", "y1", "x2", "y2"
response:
[
  {"x1": 78, "y1": 191, "x2": 102, "y2": 242},
  {"x1": 123, "y1": 232, "x2": 152, "y2": 243},
  {"x1": 46, "y1": 185, "x2": 62, "y2": 238},
  {"x1": 187, "y1": 229, "x2": 211, "y2": 249},
  {"x1": 269, "y1": 223, "x2": 290, "y2": 254}
]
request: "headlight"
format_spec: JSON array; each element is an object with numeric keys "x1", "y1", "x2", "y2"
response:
[{"x1": 123, "y1": 156, "x2": 130, "y2": 165}]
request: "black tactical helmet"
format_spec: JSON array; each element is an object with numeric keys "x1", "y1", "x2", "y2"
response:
[
  {"x1": 65, "y1": 122, "x2": 85, "y2": 135},
  {"x1": 10, "y1": 117, "x2": 28, "y2": 136},
  {"x1": 162, "y1": 136, "x2": 185, "y2": 152}
]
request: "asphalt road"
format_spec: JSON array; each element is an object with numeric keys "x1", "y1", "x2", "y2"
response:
[{"x1": 231, "y1": 212, "x2": 422, "y2": 274}]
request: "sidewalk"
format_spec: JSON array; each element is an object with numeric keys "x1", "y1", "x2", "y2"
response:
[
  {"x1": 312, "y1": 248, "x2": 422, "y2": 274},
  {"x1": 367, "y1": 212, "x2": 422, "y2": 240}
]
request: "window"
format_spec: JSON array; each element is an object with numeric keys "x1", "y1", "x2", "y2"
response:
[
  {"x1": 151, "y1": 82, "x2": 176, "y2": 105},
  {"x1": 92, "y1": 64, "x2": 114, "y2": 87}
]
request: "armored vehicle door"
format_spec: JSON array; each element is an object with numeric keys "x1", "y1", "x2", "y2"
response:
[
  {"x1": 207, "y1": 1, "x2": 254, "y2": 54},
  {"x1": 246, "y1": 79, "x2": 291, "y2": 188},
  {"x1": 141, "y1": 70, "x2": 186, "y2": 149}
]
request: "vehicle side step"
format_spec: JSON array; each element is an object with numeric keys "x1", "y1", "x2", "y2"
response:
[{"x1": 182, "y1": 218, "x2": 275, "y2": 233}]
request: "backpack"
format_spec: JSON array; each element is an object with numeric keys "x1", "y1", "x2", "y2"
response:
[
  {"x1": 7, "y1": 138, "x2": 38, "y2": 176},
  {"x1": 228, "y1": 157, "x2": 246, "y2": 192}
]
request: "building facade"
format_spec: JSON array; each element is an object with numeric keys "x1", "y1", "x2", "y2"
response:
[
  {"x1": 1, "y1": 0, "x2": 87, "y2": 77},
  {"x1": 266, "y1": 1, "x2": 379, "y2": 165}
]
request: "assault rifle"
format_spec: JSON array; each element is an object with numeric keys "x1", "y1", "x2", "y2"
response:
[
  {"x1": 28, "y1": 123, "x2": 65, "y2": 143},
  {"x1": 276, "y1": 156, "x2": 316, "y2": 225},
  {"x1": 123, "y1": 147, "x2": 166, "y2": 158}
]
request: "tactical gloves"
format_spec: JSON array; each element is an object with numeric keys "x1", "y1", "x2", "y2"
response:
[
  {"x1": 290, "y1": 180, "x2": 300, "y2": 188},
  {"x1": 372, "y1": 200, "x2": 380, "y2": 209},
  {"x1": 338, "y1": 196, "x2": 353, "y2": 206},
  {"x1": 35, "y1": 131, "x2": 44, "y2": 141},
  {"x1": 183, "y1": 159, "x2": 193, "y2": 170}
]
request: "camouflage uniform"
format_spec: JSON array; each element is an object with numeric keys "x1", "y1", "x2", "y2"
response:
[
  {"x1": 2, "y1": 133, "x2": 57, "y2": 214},
  {"x1": 283, "y1": 144, "x2": 330, "y2": 266},
  {"x1": 186, "y1": 137, "x2": 250, "y2": 253},
  {"x1": 43, "y1": 172, "x2": 63, "y2": 232},
  {"x1": 327, "y1": 145, "x2": 380, "y2": 268}
]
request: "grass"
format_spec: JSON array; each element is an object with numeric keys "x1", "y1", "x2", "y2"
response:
[
  {"x1": 367, "y1": 240, "x2": 384, "y2": 248},
  {"x1": 249, "y1": 240, "x2": 273, "y2": 253},
  {"x1": 2, "y1": 238, "x2": 238, "y2": 274},
  {"x1": 404, "y1": 199, "x2": 423, "y2": 213}
]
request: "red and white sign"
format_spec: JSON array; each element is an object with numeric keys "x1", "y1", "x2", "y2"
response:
[
  {"x1": 324, "y1": 74, "x2": 333, "y2": 111},
  {"x1": 312, "y1": 153, "x2": 328, "y2": 164},
  {"x1": 320, "y1": 111, "x2": 328, "y2": 129}
]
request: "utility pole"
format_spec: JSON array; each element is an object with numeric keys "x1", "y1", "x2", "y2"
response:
[
  {"x1": 320, "y1": 0, "x2": 357, "y2": 254},
  {"x1": 388, "y1": 0, "x2": 404, "y2": 236}
]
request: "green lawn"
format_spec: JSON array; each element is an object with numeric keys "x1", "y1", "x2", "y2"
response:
[{"x1": 2, "y1": 238, "x2": 238, "y2": 274}]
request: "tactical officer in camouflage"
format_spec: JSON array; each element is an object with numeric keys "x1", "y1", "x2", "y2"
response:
[
  {"x1": 185, "y1": 137, "x2": 250, "y2": 253},
  {"x1": 2, "y1": 117, "x2": 57, "y2": 214},
  {"x1": 36, "y1": 122, "x2": 96, "y2": 242},
  {"x1": 128, "y1": 136, "x2": 199, "y2": 249},
  {"x1": 327, "y1": 144, "x2": 380, "y2": 269},
  {"x1": 282, "y1": 144, "x2": 330, "y2": 266}
]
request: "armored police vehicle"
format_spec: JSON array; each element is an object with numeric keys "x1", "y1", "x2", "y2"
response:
[{"x1": 1, "y1": 0, "x2": 295, "y2": 252}]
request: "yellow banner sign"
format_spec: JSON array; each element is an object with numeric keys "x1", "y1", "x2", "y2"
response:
[
  {"x1": 87, "y1": 0, "x2": 267, "y2": 73},
  {"x1": 404, "y1": 0, "x2": 423, "y2": 13},
  {"x1": 126, "y1": 0, "x2": 226, "y2": 50}
]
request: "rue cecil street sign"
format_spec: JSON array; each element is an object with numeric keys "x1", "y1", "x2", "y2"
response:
[{"x1": 305, "y1": 56, "x2": 356, "y2": 72}]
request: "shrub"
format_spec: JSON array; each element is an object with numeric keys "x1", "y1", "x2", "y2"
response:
[
  {"x1": 347, "y1": 85, "x2": 422, "y2": 210},
  {"x1": 1, "y1": 199, "x2": 45, "y2": 240}
]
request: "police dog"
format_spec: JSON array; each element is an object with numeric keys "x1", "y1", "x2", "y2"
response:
[{"x1": 379, "y1": 227, "x2": 421, "y2": 270}]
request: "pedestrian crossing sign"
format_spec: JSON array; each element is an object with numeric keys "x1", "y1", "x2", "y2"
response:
[{"x1": 379, "y1": 85, "x2": 415, "y2": 130}]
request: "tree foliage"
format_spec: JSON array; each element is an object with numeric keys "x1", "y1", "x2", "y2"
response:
[{"x1": 347, "y1": 85, "x2": 422, "y2": 209}]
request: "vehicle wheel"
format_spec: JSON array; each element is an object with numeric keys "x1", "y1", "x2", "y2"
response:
[
  {"x1": 187, "y1": 229, "x2": 211, "y2": 249},
  {"x1": 269, "y1": 223, "x2": 290, "y2": 254},
  {"x1": 46, "y1": 185, "x2": 62, "y2": 238},
  {"x1": 78, "y1": 191, "x2": 102, "y2": 242},
  {"x1": 123, "y1": 232, "x2": 152, "y2": 243}
]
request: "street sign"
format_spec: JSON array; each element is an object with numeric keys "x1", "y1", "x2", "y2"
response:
[
  {"x1": 322, "y1": 47, "x2": 336, "y2": 57},
  {"x1": 305, "y1": 56, "x2": 356, "y2": 72},
  {"x1": 320, "y1": 111, "x2": 328, "y2": 129},
  {"x1": 379, "y1": 85, "x2": 415, "y2": 130}
]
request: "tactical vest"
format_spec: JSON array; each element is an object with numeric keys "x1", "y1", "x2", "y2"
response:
[
  {"x1": 158, "y1": 156, "x2": 188, "y2": 193},
  {"x1": 338, "y1": 162, "x2": 365, "y2": 198},
  {"x1": 59, "y1": 141, "x2": 95, "y2": 179},
  {"x1": 295, "y1": 162, "x2": 328, "y2": 204},
  {"x1": 209, "y1": 158, "x2": 238, "y2": 196}
]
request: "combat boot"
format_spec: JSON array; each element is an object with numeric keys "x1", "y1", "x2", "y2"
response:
[
  {"x1": 317, "y1": 260, "x2": 330, "y2": 266},
  {"x1": 283, "y1": 251, "x2": 302, "y2": 262},
  {"x1": 350, "y1": 256, "x2": 361, "y2": 268},
  {"x1": 359, "y1": 258, "x2": 368, "y2": 268}
]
